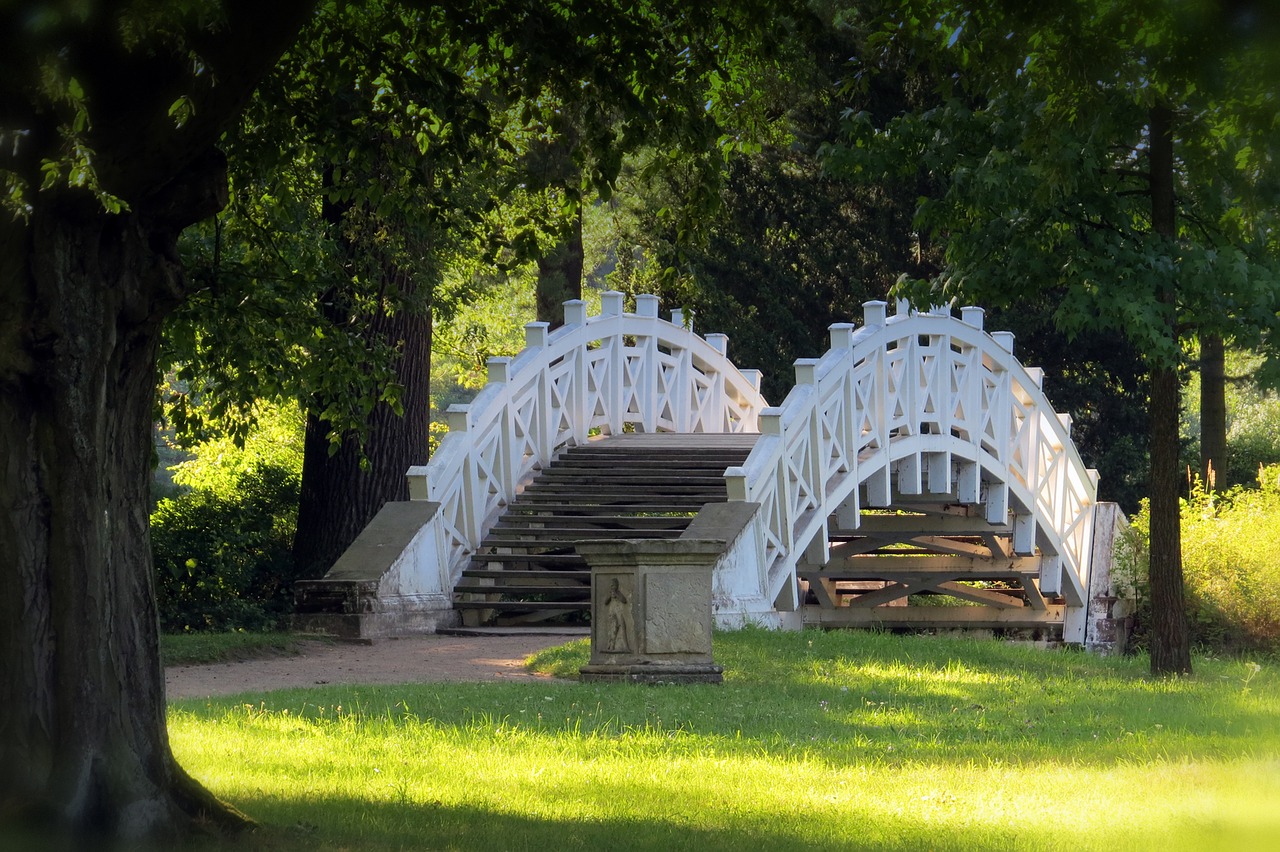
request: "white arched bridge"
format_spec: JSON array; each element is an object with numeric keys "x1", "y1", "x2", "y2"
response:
[{"x1": 296, "y1": 292, "x2": 1123, "y2": 646}]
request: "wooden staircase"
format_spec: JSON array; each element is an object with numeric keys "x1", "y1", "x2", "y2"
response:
[{"x1": 453, "y1": 433, "x2": 758, "y2": 626}]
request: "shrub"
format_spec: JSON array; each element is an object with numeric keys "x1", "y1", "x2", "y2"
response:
[
  {"x1": 1129, "y1": 470, "x2": 1280, "y2": 656},
  {"x1": 151, "y1": 464, "x2": 302, "y2": 632},
  {"x1": 152, "y1": 403, "x2": 304, "y2": 632}
]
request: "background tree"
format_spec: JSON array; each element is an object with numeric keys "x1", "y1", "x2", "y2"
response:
[
  {"x1": 826, "y1": 0, "x2": 1280, "y2": 674},
  {"x1": 171, "y1": 0, "x2": 792, "y2": 580}
]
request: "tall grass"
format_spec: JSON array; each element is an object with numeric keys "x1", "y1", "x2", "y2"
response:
[
  {"x1": 1131, "y1": 465, "x2": 1280, "y2": 654},
  {"x1": 169, "y1": 630, "x2": 1280, "y2": 851}
]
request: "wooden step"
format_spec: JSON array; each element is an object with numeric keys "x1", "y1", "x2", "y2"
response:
[
  {"x1": 480, "y1": 530, "x2": 680, "y2": 547},
  {"x1": 485, "y1": 527, "x2": 683, "y2": 538},
  {"x1": 512, "y1": 489, "x2": 724, "y2": 500},
  {"x1": 461, "y1": 569, "x2": 590, "y2": 580},
  {"x1": 503, "y1": 505, "x2": 702, "y2": 517},
  {"x1": 537, "y1": 472, "x2": 731, "y2": 484},
  {"x1": 454, "y1": 584, "x2": 590, "y2": 597},
  {"x1": 454, "y1": 432, "x2": 758, "y2": 626},
  {"x1": 453, "y1": 600, "x2": 591, "y2": 611},
  {"x1": 469, "y1": 552, "x2": 587, "y2": 564}
]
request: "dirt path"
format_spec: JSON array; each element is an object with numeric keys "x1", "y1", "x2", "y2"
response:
[{"x1": 165, "y1": 630, "x2": 586, "y2": 700}]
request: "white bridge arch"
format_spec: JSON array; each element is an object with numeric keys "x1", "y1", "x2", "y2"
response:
[
  {"x1": 720, "y1": 300, "x2": 1099, "y2": 641},
  {"x1": 408, "y1": 290, "x2": 766, "y2": 582},
  {"x1": 299, "y1": 291, "x2": 1108, "y2": 644}
]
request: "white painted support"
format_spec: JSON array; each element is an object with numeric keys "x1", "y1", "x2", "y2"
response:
[
  {"x1": 865, "y1": 463, "x2": 892, "y2": 507},
  {"x1": 706, "y1": 333, "x2": 728, "y2": 356},
  {"x1": 636, "y1": 293, "x2": 660, "y2": 318},
  {"x1": 863, "y1": 300, "x2": 888, "y2": 326},
  {"x1": 992, "y1": 331, "x2": 1015, "y2": 354},
  {"x1": 486, "y1": 357, "x2": 511, "y2": 385},
  {"x1": 406, "y1": 466, "x2": 429, "y2": 500},
  {"x1": 525, "y1": 322, "x2": 549, "y2": 349},
  {"x1": 961, "y1": 306, "x2": 984, "y2": 330},
  {"x1": 957, "y1": 460, "x2": 980, "y2": 504},
  {"x1": 794, "y1": 358, "x2": 818, "y2": 386},
  {"x1": 897, "y1": 452, "x2": 922, "y2": 495},
  {"x1": 1013, "y1": 512, "x2": 1036, "y2": 555},
  {"x1": 671, "y1": 307, "x2": 684, "y2": 327},
  {"x1": 1040, "y1": 553, "x2": 1062, "y2": 596},
  {"x1": 563, "y1": 299, "x2": 587, "y2": 326},
  {"x1": 925, "y1": 451, "x2": 951, "y2": 494},
  {"x1": 985, "y1": 480, "x2": 1009, "y2": 525},
  {"x1": 601, "y1": 290, "x2": 624, "y2": 316},
  {"x1": 829, "y1": 322, "x2": 856, "y2": 349}
]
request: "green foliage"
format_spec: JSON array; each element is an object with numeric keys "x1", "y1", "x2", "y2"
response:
[
  {"x1": 1182, "y1": 347, "x2": 1280, "y2": 488},
  {"x1": 825, "y1": 0, "x2": 1280, "y2": 365},
  {"x1": 151, "y1": 404, "x2": 305, "y2": 632},
  {"x1": 597, "y1": 10, "x2": 918, "y2": 400},
  {"x1": 168, "y1": 630, "x2": 1280, "y2": 851},
  {"x1": 1130, "y1": 475, "x2": 1280, "y2": 655}
]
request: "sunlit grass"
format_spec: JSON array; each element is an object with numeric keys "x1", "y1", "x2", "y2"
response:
[{"x1": 170, "y1": 629, "x2": 1280, "y2": 851}]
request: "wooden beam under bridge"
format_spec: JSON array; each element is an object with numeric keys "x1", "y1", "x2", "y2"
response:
[{"x1": 804, "y1": 605, "x2": 1066, "y2": 629}]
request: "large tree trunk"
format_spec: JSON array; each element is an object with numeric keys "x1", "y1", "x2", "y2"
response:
[
  {"x1": 1147, "y1": 101, "x2": 1192, "y2": 675},
  {"x1": 1199, "y1": 333, "x2": 1227, "y2": 490},
  {"x1": 0, "y1": 190, "x2": 249, "y2": 841},
  {"x1": 0, "y1": 2, "x2": 312, "y2": 841},
  {"x1": 293, "y1": 275, "x2": 433, "y2": 578}
]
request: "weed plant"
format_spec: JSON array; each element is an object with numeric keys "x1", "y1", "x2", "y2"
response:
[{"x1": 169, "y1": 629, "x2": 1280, "y2": 851}]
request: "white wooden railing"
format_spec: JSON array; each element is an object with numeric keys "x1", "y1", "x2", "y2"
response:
[
  {"x1": 407, "y1": 291, "x2": 768, "y2": 582},
  {"x1": 724, "y1": 301, "x2": 1099, "y2": 616}
]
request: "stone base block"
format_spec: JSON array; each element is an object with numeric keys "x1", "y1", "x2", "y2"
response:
[{"x1": 580, "y1": 663, "x2": 724, "y2": 685}]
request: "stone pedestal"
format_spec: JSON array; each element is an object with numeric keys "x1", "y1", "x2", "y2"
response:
[{"x1": 576, "y1": 539, "x2": 725, "y2": 684}]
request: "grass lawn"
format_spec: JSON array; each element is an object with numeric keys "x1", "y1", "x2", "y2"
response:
[
  {"x1": 161, "y1": 631, "x2": 324, "y2": 667},
  {"x1": 170, "y1": 629, "x2": 1280, "y2": 851}
]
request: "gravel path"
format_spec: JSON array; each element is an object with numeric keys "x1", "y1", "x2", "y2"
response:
[{"x1": 164, "y1": 630, "x2": 587, "y2": 700}]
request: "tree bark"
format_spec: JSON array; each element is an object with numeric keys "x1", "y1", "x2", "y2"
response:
[
  {"x1": 0, "y1": 189, "x2": 251, "y2": 841},
  {"x1": 1199, "y1": 333, "x2": 1227, "y2": 490},
  {"x1": 1147, "y1": 101, "x2": 1192, "y2": 675},
  {"x1": 536, "y1": 202, "x2": 585, "y2": 329},
  {"x1": 0, "y1": 2, "x2": 312, "y2": 840},
  {"x1": 293, "y1": 276, "x2": 433, "y2": 578}
]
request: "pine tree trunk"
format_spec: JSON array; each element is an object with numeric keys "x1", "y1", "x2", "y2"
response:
[
  {"x1": 1148, "y1": 361, "x2": 1192, "y2": 674},
  {"x1": 1147, "y1": 101, "x2": 1192, "y2": 675},
  {"x1": 536, "y1": 202, "x2": 585, "y2": 329},
  {"x1": 0, "y1": 191, "x2": 250, "y2": 840},
  {"x1": 292, "y1": 276, "x2": 433, "y2": 578},
  {"x1": 1199, "y1": 333, "x2": 1227, "y2": 490}
]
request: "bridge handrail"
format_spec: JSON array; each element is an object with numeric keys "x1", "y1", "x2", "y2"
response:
[
  {"x1": 726, "y1": 301, "x2": 1099, "y2": 608},
  {"x1": 408, "y1": 291, "x2": 768, "y2": 582}
]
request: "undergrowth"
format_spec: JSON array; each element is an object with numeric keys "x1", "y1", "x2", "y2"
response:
[{"x1": 1130, "y1": 464, "x2": 1280, "y2": 656}]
